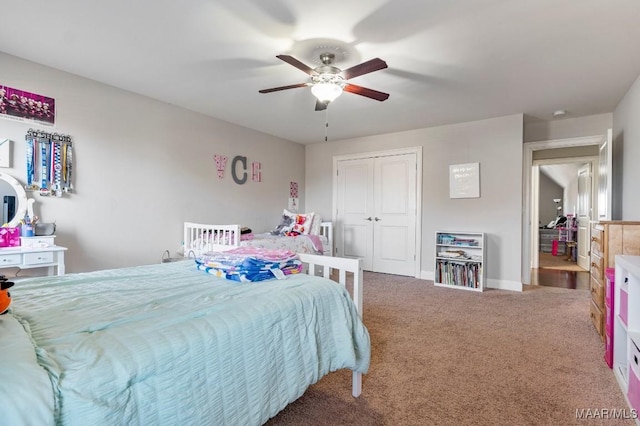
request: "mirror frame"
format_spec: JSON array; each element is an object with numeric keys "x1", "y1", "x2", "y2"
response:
[{"x1": 0, "y1": 172, "x2": 28, "y2": 227}]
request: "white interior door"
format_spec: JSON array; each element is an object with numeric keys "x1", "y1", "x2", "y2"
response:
[
  {"x1": 577, "y1": 163, "x2": 592, "y2": 270},
  {"x1": 372, "y1": 154, "x2": 417, "y2": 275},
  {"x1": 598, "y1": 129, "x2": 613, "y2": 220},
  {"x1": 336, "y1": 159, "x2": 374, "y2": 270}
]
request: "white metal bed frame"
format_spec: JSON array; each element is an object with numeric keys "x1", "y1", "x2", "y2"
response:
[{"x1": 181, "y1": 221, "x2": 362, "y2": 396}]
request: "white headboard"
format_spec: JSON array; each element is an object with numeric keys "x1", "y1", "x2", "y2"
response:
[
  {"x1": 183, "y1": 222, "x2": 241, "y2": 257},
  {"x1": 319, "y1": 221, "x2": 333, "y2": 256}
]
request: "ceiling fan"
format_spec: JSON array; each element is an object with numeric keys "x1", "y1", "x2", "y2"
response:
[{"x1": 259, "y1": 52, "x2": 390, "y2": 111}]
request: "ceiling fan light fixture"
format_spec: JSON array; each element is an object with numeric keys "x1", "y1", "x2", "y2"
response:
[
  {"x1": 259, "y1": 54, "x2": 389, "y2": 109},
  {"x1": 311, "y1": 82, "x2": 343, "y2": 103}
]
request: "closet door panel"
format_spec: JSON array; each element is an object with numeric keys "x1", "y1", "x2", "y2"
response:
[
  {"x1": 377, "y1": 225, "x2": 408, "y2": 261},
  {"x1": 337, "y1": 159, "x2": 374, "y2": 270},
  {"x1": 372, "y1": 154, "x2": 417, "y2": 276}
]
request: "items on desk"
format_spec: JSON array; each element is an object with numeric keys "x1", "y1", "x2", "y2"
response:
[{"x1": 20, "y1": 214, "x2": 36, "y2": 237}]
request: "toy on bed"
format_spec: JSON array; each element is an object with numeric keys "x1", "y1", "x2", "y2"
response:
[
  {"x1": 0, "y1": 275, "x2": 15, "y2": 315},
  {"x1": 272, "y1": 210, "x2": 315, "y2": 236},
  {"x1": 271, "y1": 214, "x2": 294, "y2": 235},
  {"x1": 259, "y1": 209, "x2": 333, "y2": 254}
]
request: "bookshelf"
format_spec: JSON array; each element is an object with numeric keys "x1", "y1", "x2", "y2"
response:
[{"x1": 434, "y1": 231, "x2": 486, "y2": 292}]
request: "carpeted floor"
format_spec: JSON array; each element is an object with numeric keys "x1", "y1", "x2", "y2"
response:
[{"x1": 266, "y1": 272, "x2": 633, "y2": 426}]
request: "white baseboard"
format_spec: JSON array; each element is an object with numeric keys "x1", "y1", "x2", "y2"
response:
[
  {"x1": 486, "y1": 278, "x2": 522, "y2": 292},
  {"x1": 421, "y1": 271, "x2": 522, "y2": 292},
  {"x1": 421, "y1": 270, "x2": 434, "y2": 281}
]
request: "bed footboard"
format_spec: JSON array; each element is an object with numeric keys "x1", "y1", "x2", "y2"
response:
[{"x1": 298, "y1": 253, "x2": 364, "y2": 397}]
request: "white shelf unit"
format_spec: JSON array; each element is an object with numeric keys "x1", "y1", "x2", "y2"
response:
[
  {"x1": 434, "y1": 231, "x2": 485, "y2": 292},
  {"x1": 613, "y1": 255, "x2": 640, "y2": 422}
]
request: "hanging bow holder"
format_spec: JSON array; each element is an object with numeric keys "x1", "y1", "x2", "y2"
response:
[{"x1": 25, "y1": 128, "x2": 73, "y2": 197}]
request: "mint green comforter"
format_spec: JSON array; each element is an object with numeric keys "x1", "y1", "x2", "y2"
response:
[{"x1": 5, "y1": 261, "x2": 370, "y2": 425}]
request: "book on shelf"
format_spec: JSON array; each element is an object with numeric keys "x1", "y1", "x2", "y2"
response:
[
  {"x1": 435, "y1": 259, "x2": 482, "y2": 288},
  {"x1": 437, "y1": 234, "x2": 479, "y2": 246}
]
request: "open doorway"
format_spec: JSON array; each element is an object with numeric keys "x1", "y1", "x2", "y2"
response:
[
  {"x1": 522, "y1": 134, "x2": 609, "y2": 285},
  {"x1": 534, "y1": 159, "x2": 595, "y2": 273}
]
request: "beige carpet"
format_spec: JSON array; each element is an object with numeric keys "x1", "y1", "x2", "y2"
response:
[{"x1": 266, "y1": 272, "x2": 632, "y2": 426}]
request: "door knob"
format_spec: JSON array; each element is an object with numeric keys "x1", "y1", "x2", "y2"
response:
[
  {"x1": 374, "y1": 217, "x2": 381, "y2": 221},
  {"x1": 364, "y1": 217, "x2": 372, "y2": 221}
]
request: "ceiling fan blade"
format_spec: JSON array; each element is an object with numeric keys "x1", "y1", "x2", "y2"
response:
[
  {"x1": 315, "y1": 100, "x2": 328, "y2": 111},
  {"x1": 259, "y1": 83, "x2": 309, "y2": 94},
  {"x1": 342, "y1": 58, "x2": 388, "y2": 80},
  {"x1": 276, "y1": 55, "x2": 317, "y2": 75},
  {"x1": 343, "y1": 83, "x2": 390, "y2": 101}
]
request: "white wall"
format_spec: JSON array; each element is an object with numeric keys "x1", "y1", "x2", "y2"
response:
[
  {"x1": 524, "y1": 113, "x2": 612, "y2": 143},
  {"x1": 538, "y1": 173, "x2": 563, "y2": 226},
  {"x1": 0, "y1": 52, "x2": 304, "y2": 273},
  {"x1": 305, "y1": 114, "x2": 523, "y2": 290},
  {"x1": 613, "y1": 74, "x2": 640, "y2": 220}
]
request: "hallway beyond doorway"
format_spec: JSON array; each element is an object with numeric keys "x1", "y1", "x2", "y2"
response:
[{"x1": 538, "y1": 251, "x2": 587, "y2": 272}]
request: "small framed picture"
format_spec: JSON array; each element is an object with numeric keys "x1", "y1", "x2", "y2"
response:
[{"x1": 449, "y1": 162, "x2": 480, "y2": 198}]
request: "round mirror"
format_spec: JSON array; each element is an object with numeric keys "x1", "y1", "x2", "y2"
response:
[{"x1": 0, "y1": 172, "x2": 28, "y2": 227}]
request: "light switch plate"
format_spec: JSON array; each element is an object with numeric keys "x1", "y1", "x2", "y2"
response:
[{"x1": 0, "y1": 139, "x2": 11, "y2": 168}]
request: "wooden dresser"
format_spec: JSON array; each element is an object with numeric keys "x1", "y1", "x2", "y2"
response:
[{"x1": 590, "y1": 221, "x2": 640, "y2": 340}]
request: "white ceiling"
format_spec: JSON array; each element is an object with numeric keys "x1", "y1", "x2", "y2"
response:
[
  {"x1": 1, "y1": 1, "x2": 639, "y2": 144},
  {"x1": 540, "y1": 163, "x2": 581, "y2": 188}
]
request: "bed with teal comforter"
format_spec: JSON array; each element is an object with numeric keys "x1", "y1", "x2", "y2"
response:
[{"x1": 0, "y1": 260, "x2": 370, "y2": 425}]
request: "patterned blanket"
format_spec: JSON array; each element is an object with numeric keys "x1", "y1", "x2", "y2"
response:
[{"x1": 196, "y1": 247, "x2": 303, "y2": 282}]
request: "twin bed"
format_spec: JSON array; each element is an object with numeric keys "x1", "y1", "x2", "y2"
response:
[
  {"x1": 1, "y1": 221, "x2": 368, "y2": 426},
  {"x1": 182, "y1": 221, "x2": 334, "y2": 257}
]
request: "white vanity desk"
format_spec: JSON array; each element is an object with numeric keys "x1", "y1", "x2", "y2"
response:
[
  {"x1": 0, "y1": 172, "x2": 67, "y2": 277},
  {"x1": 0, "y1": 242, "x2": 67, "y2": 276}
]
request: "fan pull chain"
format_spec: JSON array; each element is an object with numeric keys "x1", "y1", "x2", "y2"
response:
[{"x1": 325, "y1": 108, "x2": 329, "y2": 142}]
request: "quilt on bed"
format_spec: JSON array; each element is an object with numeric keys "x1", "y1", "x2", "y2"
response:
[
  {"x1": 4, "y1": 261, "x2": 370, "y2": 426},
  {"x1": 196, "y1": 247, "x2": 303, "y2": 282}
]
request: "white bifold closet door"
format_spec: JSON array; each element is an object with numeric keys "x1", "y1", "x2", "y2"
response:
[{"x1": 336, "y1": 153, "x2": 417, "y2": 276}]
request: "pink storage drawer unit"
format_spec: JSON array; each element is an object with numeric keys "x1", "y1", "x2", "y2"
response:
[
  {"x1": 620, "y1": 288, "x2": 629, "y2": 326},
  {"x1": 627, "y1": 340, "x2": 640, "y2": 412},
  {"x1": 604, "y1": 267, "x2": 615, "y2": 369},
  {"x1": 605, "y1": 311, "x2": 614, "y2": 341},
  {"x1": 604, "y1": 332, "x2": 613, "y2": 368},
  {"x1": 605, "y1": 267, "x2": 615, "y2": 307}
]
